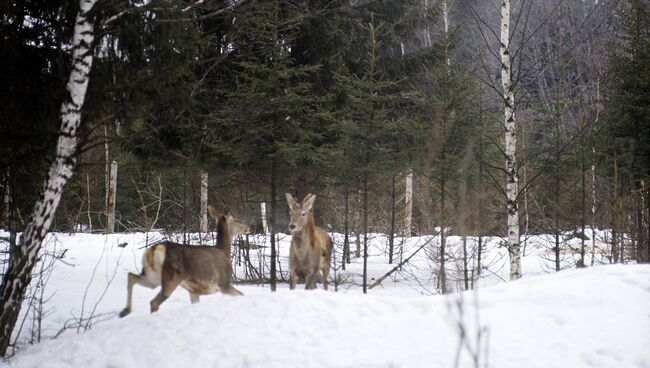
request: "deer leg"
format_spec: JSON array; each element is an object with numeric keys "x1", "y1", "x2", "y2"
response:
[
  {"x1": 150, "y1": 266, "x2": 181, "y2": 313},
  {"x1": 290, "y1": 271, "x2": 297, "y2": 290},
  {"x1": 321, "y1": 267, "x2": 330, "y2": 291},
  {"x1": 189, "y1": 292, "x2": 200, "y2": 304},
  {"x1": 221, "y1": 284, "x2": 244, "y2": 296},
  {"x1": 119, "y1": 271, "x2": 159, "y2": 318},
  {"x1": 305, "y1": 270, "x2": 317, "y2": 290},
  {"x1": 119, "y1": 272, "x2": 139, "y2": 318}
]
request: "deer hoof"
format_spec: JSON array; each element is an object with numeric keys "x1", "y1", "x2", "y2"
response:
[{"x1": 118, "y1": 308, "x2": 131, "y2": 318}]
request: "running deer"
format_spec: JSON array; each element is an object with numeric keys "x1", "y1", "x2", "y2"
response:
[
  {"x1": 285, "y1": 193, "x2": 333, "y2": 290},
  {"x1": 118, "y1": 205, "x2": 250, "y2": 317}
]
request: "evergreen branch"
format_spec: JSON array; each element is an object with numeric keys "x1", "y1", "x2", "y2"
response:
[{"x1": 156, "y1": 0, "x2": 247, "y2": 23}]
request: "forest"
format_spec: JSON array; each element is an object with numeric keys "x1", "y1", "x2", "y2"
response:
[{"x1": 0, "y1": 0, "x2": 649, "y2": 363}]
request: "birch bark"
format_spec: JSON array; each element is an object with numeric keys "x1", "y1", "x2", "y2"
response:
[
  {"x1": 500, "y1": 0, "x2": 521, "y2": 280},
  {"x1": 0, "y1": 0, "x2": 98, "y2": 355},
  {"x1": 404, "y1": 169, "x2": 413, "y2": 236}
]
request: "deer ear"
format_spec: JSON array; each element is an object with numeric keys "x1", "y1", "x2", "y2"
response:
[
  {"x1": 286, "y1": 193, "x2": 296, "y2": 207},
  {"x1": 303, "y1": 194, "x2": 316, "y2": 210},
  {"x1": 208, "y1": 205, "x2": 221, "y2": 219}
]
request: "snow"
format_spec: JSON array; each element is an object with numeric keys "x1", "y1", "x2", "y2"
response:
[{"x1": 1, "y1": 230, "x2": 649, "y2": 368}]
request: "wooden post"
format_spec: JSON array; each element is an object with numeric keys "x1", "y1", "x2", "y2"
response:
[{"x1": 106, "y1": 161, "x2": 117, "y2": 233}]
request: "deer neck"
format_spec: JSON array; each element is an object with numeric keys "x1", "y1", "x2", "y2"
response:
[
  {"x1": 216, "y1": 217, "x2": 233, "y2": 260},
  {"x1": 293, "y1": 213, "x2": 315, "y2": 249}
]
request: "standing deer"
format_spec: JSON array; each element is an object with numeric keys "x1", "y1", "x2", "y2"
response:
[
  {"x1": 285, "y1": 193, "x2": 333, "y2": 290},
  {"x1": 119, "y1": 205, "x2": 250, "y2": 317}
]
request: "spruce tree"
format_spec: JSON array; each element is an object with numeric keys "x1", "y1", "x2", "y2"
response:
[
  {"x1": 601, "y1": 0, "x2": 650, "y2": 262},
  {"x1": 204, "y1": 0, "x2": 330, "y2": 290}
]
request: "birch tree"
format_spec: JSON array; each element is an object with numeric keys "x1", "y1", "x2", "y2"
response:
[
  {"x1": 404, "y1": 169, "x2": 413, "y2": 236},
  {"x1": 0, "y1": 0, "x2": 98, "y2": 356},
  {"x1": 500, "y1": 0, "x2": 521, "y2": 280}
]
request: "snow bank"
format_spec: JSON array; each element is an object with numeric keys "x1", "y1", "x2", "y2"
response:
[{"x1": 4, "y1": 264, "x2": 649, "y2": 368}]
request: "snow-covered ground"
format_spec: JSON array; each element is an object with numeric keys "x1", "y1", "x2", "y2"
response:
[{"x1": 1, "y1": 230, "x2": 648, "y2": 368}]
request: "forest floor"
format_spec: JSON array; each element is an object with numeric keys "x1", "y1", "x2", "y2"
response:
[{"x1": 1, "y1": 230, "x2": 649, "y2": 368}]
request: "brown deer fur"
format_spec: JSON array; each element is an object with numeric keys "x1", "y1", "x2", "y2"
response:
[
  {"x1": 286, "y1": 193, "x2": 333, "y2": 290},
  {"x1": 119, "y1": 205, "x2": 249, "y2": 317}
]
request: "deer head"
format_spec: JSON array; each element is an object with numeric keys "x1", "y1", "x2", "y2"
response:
[
  {"x1": 286, "y1": 193, "x2": 316, "y2": 234},
  {"x1": 208, "y1": 205, "x2": 251, "y2": 237}
]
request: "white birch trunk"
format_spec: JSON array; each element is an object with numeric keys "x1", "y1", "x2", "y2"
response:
[
  {"x1": 500, "y1": 0, "x2": 521, "y2": 280},
  {"x1": 0, "y1": 0, "x2": 97, "y2": 355},
  {"x1": 260, "y1": 202, "x2": 269, "y2": 234},
  {"x1": 104, "y1": 125, "x2": 110, "y2": 220},
  {"x1": 199, "y1": 170, "x2": 208, "y2": 233},
  {"x1": 591, "y1": 146, "x2": 596, "y2": 265},
  {"x1": 404, "y1": 170, "x2": 413, "y2": 236},
  {"x1": 106, "y1": 161, "x2": 117, "y2": 233}
]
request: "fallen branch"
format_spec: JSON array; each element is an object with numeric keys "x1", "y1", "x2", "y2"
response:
[{"x1": 369, "y1": 239, "x2": 430, "y2": 290}]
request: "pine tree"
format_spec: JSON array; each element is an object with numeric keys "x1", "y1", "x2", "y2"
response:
[{"x1": 203, "y1": 0, "x2": 330, "y2": 290}]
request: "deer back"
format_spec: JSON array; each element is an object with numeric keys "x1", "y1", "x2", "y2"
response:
[
  {"x1": 314, "y1": 226, "x2": 333, "y2": 270},
  {"x1": 162, "y1": 242, "x2": 232, "y2": 284}
]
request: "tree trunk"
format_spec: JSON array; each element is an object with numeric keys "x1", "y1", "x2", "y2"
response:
[
  {"x1": 477, "y1": 111, "x2": 485, "y2": 279},
  {"x1": 2, "y1": 172, "x2": 10, "y2": 229},
  {"x1": 85, "y1": 172, "x2": 92, "y2": 232},
  {"x1": 0, "y1": 0, "x2": 97, "y2": 355},
  {"x1": 389, "y1": 176, "x2": 396, "y2": 264},
  {"x1": 355, "y1": 188, "x2": 361, "y2": 259},
  {"x1": 641, "y1": 181, "x2": 650, "y2": 263},
  {"x1": 342, "y1": 185, "x2": 350, "y2": 270},
  {"x1": 199, "y1": 170, "x2": 208, "y2": 234},
  {"x1": 500, "y1": 0, "x2": 521, "y2": 280},
  {"x1": 634, "y1": 186, "x2": 643, "y2": 262},
  {"x1": 522, "y1": 120, "x2": 529, "y2": 256},
  {"x1": 106, "y1": 161, "x2": 117, "y2": 233},
  {"x1": 591, "y1": 79, "x2": 600, "y2": 266},
  {"x1": 439, "y1": 0, "x2": 450, "y2": 292},
  {"x1": 591, "y1": 145, "x2": 597, "y2": 266},
  {"x1": 362, "y1": 177, "x2": 369, "y2": 294},
  {"x1": 462, "y1": 236, "x2": 469, "y2": 290},
  {"x1": 554, "y1": 111, "x2": 561, "y2": 272},
  {"x1": 270, "y1": 160, "x2": 277, "y2": 291},
  {"x1": 404, "y1": 169, "x2": 413, "y2": 236},
  {"x1": 104, "y1": 125, "x2": 110, "y2": 230},
  {"x1": 439, "y1": 173, "x2": 448, "y2": 294},
  {"x1": 612, "y1": 155, "x2": 619, "y2": 263},
  {"x1": 579, "y1": 135, "x2": 586, "y2": 267}
]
